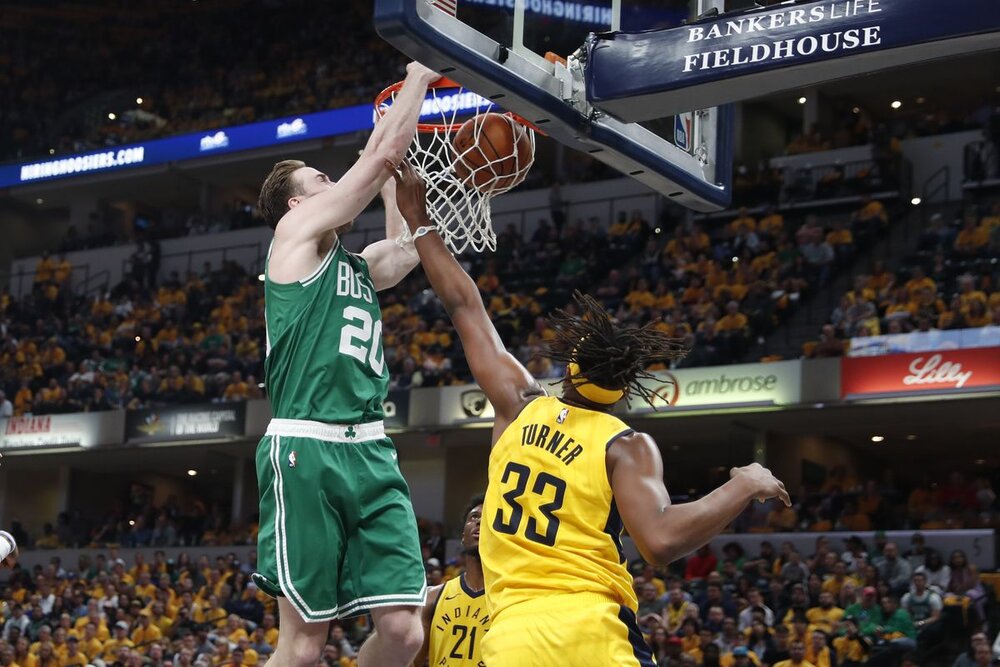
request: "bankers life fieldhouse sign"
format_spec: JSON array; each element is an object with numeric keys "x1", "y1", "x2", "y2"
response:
[{"x1": 586, "y1": 0, "x2": 1000, "y2": 119}]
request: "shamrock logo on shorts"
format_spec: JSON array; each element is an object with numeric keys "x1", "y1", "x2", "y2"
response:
[{"x1": 345, "y1": 426, "x2": 357, "y2": 439}]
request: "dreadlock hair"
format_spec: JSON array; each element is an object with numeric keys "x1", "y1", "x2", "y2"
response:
[
  {"x1": 462, "y1": 494, "x2": 486, "y2": 525},
  {"x1": 547, "y1": 290, "x2": 689, "y2": 408}
]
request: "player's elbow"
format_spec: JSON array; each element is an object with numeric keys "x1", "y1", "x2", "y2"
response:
[
  {"x1": 370, "y1": 131, "x2": 411, "y2": 168},
  {"x1": 635, "y1": 535, "x2": 680, "y2": 567}
]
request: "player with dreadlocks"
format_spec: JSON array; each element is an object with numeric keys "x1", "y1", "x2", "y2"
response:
[{"x1": 389, "y1": 161, "x2": 790, "y2": 667}]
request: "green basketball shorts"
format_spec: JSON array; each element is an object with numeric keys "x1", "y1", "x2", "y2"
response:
[{"x1": 253, "y1": 418, "x2": 427, "y2": 623}]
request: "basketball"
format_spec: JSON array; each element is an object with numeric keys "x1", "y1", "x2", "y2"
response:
[{"x1": 452, "y1": 112, "x2": 533, "y2": 193}]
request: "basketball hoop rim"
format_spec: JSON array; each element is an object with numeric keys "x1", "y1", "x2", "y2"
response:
[{"x1": 373, "y1": 77, "x2": 544, "y2": 135}]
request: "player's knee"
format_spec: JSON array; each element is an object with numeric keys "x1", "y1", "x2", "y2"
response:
[
  {"x1": 377, "y1": 610, "x2": 424, "y2": 654},
  {"x1": 279, "y1": 637, "x2": 324, "y2": 667}
]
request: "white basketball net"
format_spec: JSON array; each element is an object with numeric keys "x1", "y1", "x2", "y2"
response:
[{"x1": 376, "y1": 84, "x2": 535, "y2": 254}]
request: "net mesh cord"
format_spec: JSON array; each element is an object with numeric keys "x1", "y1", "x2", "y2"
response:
[{"x1": 377, "y1": 85, "x2": 535, "y2": 254}]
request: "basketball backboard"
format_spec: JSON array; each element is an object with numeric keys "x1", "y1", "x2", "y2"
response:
[{"x1": 375, "y1": 0, "x2": 735, "y2": 212}]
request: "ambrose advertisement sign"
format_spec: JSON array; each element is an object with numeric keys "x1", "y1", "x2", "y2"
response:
[{"x1": 627, "y1": 360, "x2": 801, "y2": 413}]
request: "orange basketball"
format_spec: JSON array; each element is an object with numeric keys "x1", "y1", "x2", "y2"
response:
[{"x1": 452, "y1": 113, "x2": 533, "y2": 193}]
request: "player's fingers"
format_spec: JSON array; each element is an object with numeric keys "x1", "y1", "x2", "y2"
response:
[{"x1": 384, "y1": 159, "x2": 402, "y2": 183}]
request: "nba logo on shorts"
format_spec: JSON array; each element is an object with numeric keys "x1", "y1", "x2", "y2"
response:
[
  {"x1": 288, "y1": 451, "x2": 297, "y2": 469},
  {"x1": 674, "y1": 113, "x2": 693, "y2": 153}
]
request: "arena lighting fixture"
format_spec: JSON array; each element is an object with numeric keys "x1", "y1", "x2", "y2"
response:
[
  {"x1": 916, "y1": 97, "x2": 926, "y2": 104},
  {"x1": 890, "y1": 101, "x2": 902, "y2": 110},
  {"x1": 134, "y1": 335, "x2": 141, "y2": 342},
  {"x1": 136, "y1": 97, "x2": 143, "y2": 104},
  {"x1": 128, "y1": 520, "x2": 135, "y2": 526},
  {"x1": 35, "y1": 198, "x2": 43, "y2": 205},
  {"x1": 797, "y1": 96, "x2": 807, "y2": 105},
  {"x1": 257, "y1": 274, "x2": 265, "y2": 281},
  {"x1": 257, "y1": 382, "x2": 265, "y2": 388},
  {"x1": 107, "y1": 112, "x2": 116, "y2": 120},
  {"x1": 187, "y1": 469, "x2": 198, "y2": 477},
  {"x1": 870, "y1": 435, "x2": 885, "y2": 443},
  {"x1": 732, "y1": 256, "x2": 739, "y2": 262},
  {"x1": 48, "y1": 149, "x2": 54, "y2": 155},
  {"x1": 852, "y1": 107, "x2": 860, "y2": 114},
  {"x1": 911, "y1": 197, "x2": 922, "y2": 206},
  {"x1": 906, "y1": 435, "x2": 917, "y2": 441}
]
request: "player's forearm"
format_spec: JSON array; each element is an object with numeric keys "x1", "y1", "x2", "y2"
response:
[
  {"x1": 369, "y1": 71, "x2": 435, "y2": 165},
  {"x1": 364, "y1": 239, "x2": 420, "y2": 291},
  {"x1": 655, "y1": 476, "x2": 756, "y2": 564},
  {"x1": 412, "y1": 222, "x2": 481, "y2": 314},
  {"x1": 381, "y1": 183, "x2": 406, "y2": 241}
]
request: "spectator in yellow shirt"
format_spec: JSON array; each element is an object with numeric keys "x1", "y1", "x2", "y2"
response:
[
  {"x1": 805, "y1": 631, "x2": 832, "y2": 667},
  {"x1": 235, "y1": 636, "x2": 259, "y2": 665},
  {"x1": 101, "y1": 622, "x2": 135, "y2": 662},
  {"x1": 821, "y1": 561, "x2": 858, "y2": 598},
  {"x1": 35, "y1": 252, "x2": 56, "y2": 284},
  {"x1": 53, "y1": 254, "x2": 73, "y2": 285},
  {"x1": 226, "y1": 614, "x2": 249, "y2": 644},
  {"x1": 62, "y1": 636, "x2": 89, "y2": 666},
  {"x1": 131, "y1": 612, "x2": 162, "y2": 651},
  {"x1": 954, "y1": 219, "x2": 988, "y2": 257},
  {"x1": 759, "y1": 207, "x2": 784, "y2": 238},
  {"x1": 832, "y1": 619, "x2": 867, "y2": 665},
  {"x1": 223, "y1": 372, "x2": 251, "y2": 401},
  {"x1": 14, "y1": 382, "x2": 33, "y2": 416},
  {"x1": 838, "y1": 502, "x2": 872, "y2": 531},
  {"x1": 774, "y1": 641, "x2": 816, "y2": 667},
  {"x1": 806, "y1": 592, "x2": 844, "y2": 635},
  {"x1": 730, "y1": 207, "x2": 757, "y2": 234},
  {"x1": 261, "y1": 613, "x2": 279, "y2": 648},
  {"x1": 957, "y1": 275, "x2": 988, "y2": 313},
  {"x1": 78, "y1": 622, "x2": 106, "y2": 660},
  {"x1": 966, "y1": 300, "x2": 991, "y2": 327},
  {"x1": 715, "y1": 301, "x2": 749, "y2": 338},
  {"x1": 625, "y1": 279, "x2": 655, "y2": 311},
  {"x1": 903, "y1": 267, "x2": 935, "y2": 300},
  {"x1": 852, "y1": 197, "x2": 888, "y2": 231}
]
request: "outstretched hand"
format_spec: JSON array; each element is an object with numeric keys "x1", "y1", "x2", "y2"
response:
[
  {"x1": 730, "y1": 462, "x2": 791, "y2": 507},
  {"x1": 385, "y1": 160, "x2": 428, "y2": 233}
]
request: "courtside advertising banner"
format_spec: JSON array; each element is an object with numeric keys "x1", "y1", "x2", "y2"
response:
[
  {"x1": 428, "y1": 360, "x2": 802, "y2": 425},
  {"x1": 841, "y1": 347, "x2": 1000, "y2": 399},
  {"x1": 0, "y1": 411, "x2": 123, "y2": 450},
  {"x1": 626, "y1": 360, "x2": 802, "y2": 413},
  {"x1": 125, "y1": 403, "x2": 247, "y2": 443}
]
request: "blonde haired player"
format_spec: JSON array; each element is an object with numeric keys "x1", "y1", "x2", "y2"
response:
[
  {"x1": 390, "y1": 161, "x2": 790, "y2": 666},
  {"x1": 252, "y1": 62, "x2": 440, "y2": 667}
]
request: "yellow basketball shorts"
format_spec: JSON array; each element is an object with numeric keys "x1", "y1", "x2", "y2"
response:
[{"x1": 481, "y1": 592, "x2": 655, "y2": 667}]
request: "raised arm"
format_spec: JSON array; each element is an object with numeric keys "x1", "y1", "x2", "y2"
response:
[
  {"x1": 360, "y1": 175, "x2": 420, "y2": 291},
  {"x1": 608, "y1": 431, "x2": 789, "y2": 566},
  {"x1": 274, "y1": 63, "x2": 439, "y2": 245},
  {"x1": 389, "y1": 162, "x2": 543, "y2": 432}
]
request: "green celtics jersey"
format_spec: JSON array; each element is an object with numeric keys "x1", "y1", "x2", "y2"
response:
[{"x1": 264, "y1": 238, "x2": 387, "y2": 423}]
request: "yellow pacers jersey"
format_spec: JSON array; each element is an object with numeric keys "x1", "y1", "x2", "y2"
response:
[
  {"x1": 429, "y1": 574, "x2": 490, "y2": 667},
  {"x1": 481, "y1": 395, "x2": 638, "y2": 621}
]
